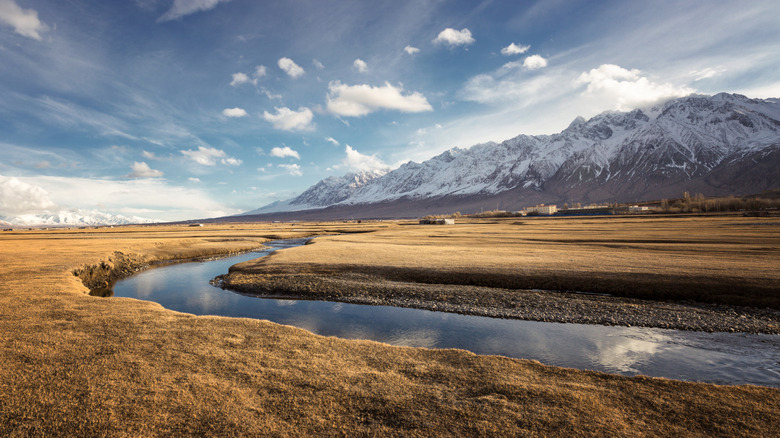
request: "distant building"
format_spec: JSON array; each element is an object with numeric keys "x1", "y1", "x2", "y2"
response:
[
  {"x1": 189, "y1": 223, "x2": 204, "y2": 227},
  {"x1": 524, "y1": 204, "x2": 558, "y2": 215},
  {"x1": 419, "y1": 218, "x2": 455, "y2": 225}
]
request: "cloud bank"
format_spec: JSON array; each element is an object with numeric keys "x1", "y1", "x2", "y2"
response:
[
  {"x1": 0, "y1": 174, "x2": 56, "y2": 216},
  {"x1": 577, "y1": 64, "x2": 694, "y2": 110}
]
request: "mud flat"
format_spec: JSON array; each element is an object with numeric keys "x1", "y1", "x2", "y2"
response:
[{"x1": 1, "y1": 220, "x2": 779, "y2": 436}]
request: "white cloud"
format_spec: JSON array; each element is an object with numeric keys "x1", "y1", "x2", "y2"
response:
[
  {"x1": 576, "y1": 64, "x2": 695, "y2": 110},
  {"x1": 461, "y1": 58, "x2": 571, "y2": 106},
  {"x1": 180, "y1": 146, "x2": 242, "y2": 166},
  {"x1": 499, "y1": 56, "x2": 547, "y2": 72},
  {"x1": 523, "y1": 54, "x2": 548, "y2": 70},
  {"x1": 127, "y1": 161, "x2": 163, "y2": 178},
  {"x1": 181, "y1": 146, "x2": 224, "y2": 166},
  {"x1": 222, "y1": 157, "x2": 242, "y2": 166},
  {"x1": 339, "y1": 145, "x2": 390, "y2": 172},
  {"x1": 501, "y1": 43, "x2": 530, "y2": 56},
  {"x1": 188, "y1": 177, "x2": 200, "y2": 183},
  {"x1": 325, "y1": 137, "x2": 339, "y2": 146},
  {"x1": 222, "y1": 107, "x2": 248, "y2": 118},
  {"x1": 142, "y1": 150, "x2": 160, "y2": 160},
  {"x1": 269, "y1": 146, "x2": 300, "y2": 159},
  {"x1": 262, "y1": 106, "x2": 314, "y2": 131},
  {"x1": 404, "y1": 45, "x2": 420, "y2": 55},
  {"x1": 158, "y1": 0, "x2": 233, "y2": 22},
  {"x1": 260, "y1": 87, "x2": 282, "y2": 100},
  {"x1": 433, "y1": 28, "x2": 474, "y2": 46},
  {"x1": 230, "y1": 72, "x2": 254, "y2": 87},
  {"x1": 0, "y1": 0, "x2": 48, "y2": 40},
  {"x1": 326, "y1": 81, "x2": 433, "y2": 117},
  {"x1": 278, "y1": 163, "x2": 302, "y2": 176},
  {"x1": 353, "y1": 58, "x2": 368, "y2": 73},
  {"x1": 230, "y1": 66, "x2": 265, "y2": 86},
  {"x1": 0, "y1": 174, "x2": 57, "y2": 216},
  {"x1": 313, "y1": 59, "x2": 324, "y2": 70},
  {"x1": 278, "y1": 57, "x2": 305, "y2": 78},
  {"x1": 687, "y1": 67, "x2": 726, "y2": 81}
]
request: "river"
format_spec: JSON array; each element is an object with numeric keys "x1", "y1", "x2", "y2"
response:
[{"x1": 102, "y1": 238, "x2": 780, "y2": 387}]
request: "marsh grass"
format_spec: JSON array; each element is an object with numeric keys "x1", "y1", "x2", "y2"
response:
[{"x1": 1, "y1": 221, "x2": 778, "y2": 436}]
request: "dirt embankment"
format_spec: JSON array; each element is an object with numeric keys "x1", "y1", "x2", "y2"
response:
[{"x1": 73, "y1": 246, "x2": 268, "y2": 293}]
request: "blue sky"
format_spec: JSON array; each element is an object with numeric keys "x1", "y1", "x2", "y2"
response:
[{"x1": 1, "y1": 0, "x2": 779, "y2": 221}]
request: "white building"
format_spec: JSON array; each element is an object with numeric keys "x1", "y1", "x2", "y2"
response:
[{"x1": 525, "y1": 204, "x2": 558, "y2": 215}]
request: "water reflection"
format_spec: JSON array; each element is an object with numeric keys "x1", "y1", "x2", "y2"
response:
[
  {"x1": 109, "y1": 239, "x2": 780, "y2": 387},
  {"x1": 589, "y1": 332, "x2": 666, "y2": 374}
]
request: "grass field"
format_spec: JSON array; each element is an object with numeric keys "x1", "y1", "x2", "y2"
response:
[
  {"x1": 1, "y1": 218, "x2": 778, "y2": 436},
  {"x1": 229, "y1": 215, "x2": 780, "y2": 308}
]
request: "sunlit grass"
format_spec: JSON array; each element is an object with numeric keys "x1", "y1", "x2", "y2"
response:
[{"x1": 0, "y1": 219, "x2": 778, "y2": 436}]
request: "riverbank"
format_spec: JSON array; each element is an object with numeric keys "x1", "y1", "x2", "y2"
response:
[
  {"x1": 221, "y1": 271, "x2": 780, "y2": 334},
  {"x1": 1, "y1": 222, "x2": 779, "y2": 436}
]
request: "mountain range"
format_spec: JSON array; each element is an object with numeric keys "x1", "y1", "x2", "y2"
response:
[
  {"x1": 1, "y1": 209, "x2": 155, "y2": 228},
  {"x1": 241, "y1": 93, "x2": 780, "y2": 220}
]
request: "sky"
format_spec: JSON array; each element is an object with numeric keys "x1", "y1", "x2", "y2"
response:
[{"x1": 1, "y1": 0, "x2": 779, "y2": 222}]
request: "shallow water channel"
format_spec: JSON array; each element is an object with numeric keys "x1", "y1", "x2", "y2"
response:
[{"x1": 106, "y1": 238, "x2": 779, "y2": 387}]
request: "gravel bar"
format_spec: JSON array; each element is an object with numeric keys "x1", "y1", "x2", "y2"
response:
[{"x1": 218, "y1": 272, "x2": 780, "y2": 335}]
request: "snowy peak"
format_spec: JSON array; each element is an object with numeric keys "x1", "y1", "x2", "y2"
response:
[
  {"x1": 242, "y1": 169, "x2": 387, "y2": 215},
  {"x1": 290, "y1": 168, "x2": 387, "y2": 207},
  {"x1": 245, "y1": 93, "x2": 779, "y2": 216},
  {"x1": 1, "y1": 209, "x2": 155, "y2": 227}
]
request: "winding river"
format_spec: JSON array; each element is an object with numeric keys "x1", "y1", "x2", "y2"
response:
[{"x1": 104, "y1": 238, "x2": 780, "y2": 387}]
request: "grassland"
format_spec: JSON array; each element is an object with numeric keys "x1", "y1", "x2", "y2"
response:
[
  {"x1": 1, "y1": 218, "x2": 779, "y2": 436},
  {"x1": 227, "y1": 215, "x2": 780, "y2": 307}
]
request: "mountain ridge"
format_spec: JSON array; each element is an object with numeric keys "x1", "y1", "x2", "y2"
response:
[{"x1": 243, "y1": 93, "x2": 779, "y2": 219}]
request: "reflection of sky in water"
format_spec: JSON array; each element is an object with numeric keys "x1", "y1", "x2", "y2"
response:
[{"x1": 112, "y1": 239, "x2": 780, "y2": 387}]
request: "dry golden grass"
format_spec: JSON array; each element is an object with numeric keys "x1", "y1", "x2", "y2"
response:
[
  {"x1": 1, "y1": 220, "x2": 778, "y2": 436},
  {"x1": 233, "y1": 215, "x2": 780, "y2": 308}
]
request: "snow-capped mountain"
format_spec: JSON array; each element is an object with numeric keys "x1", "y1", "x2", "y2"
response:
[
  {"x1": 243, "y1": 169, "x2": 387, "y2": 215},
  {"x1": 2, "y1": 209, "x2": 155, "y2": 227},
  {"x1": 245, "y1": 93, "x2": 780, "y2": 218}
]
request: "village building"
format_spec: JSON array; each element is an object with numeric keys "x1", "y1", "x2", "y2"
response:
[
  {"x1": 524, "y1": 204, "x2": 558, "y2": 215},
  {"x1": 419, "y1": 218, "x2": 455, "y2": 225}
]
